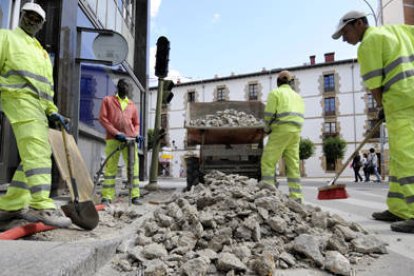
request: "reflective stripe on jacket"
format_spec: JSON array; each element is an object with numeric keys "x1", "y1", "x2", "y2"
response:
[
  {"x1": 358, "y1": 25, "x2": 414, "y2": 114},
  {"x1": 0, "y1": 28, "x2": 57, "y2": 122},
  {"x1": 99, "y1": 95, "x2": 140, "y2": 139},
  {"x1": 264, "y1": 84, "x2": 304, "y2": 131}
]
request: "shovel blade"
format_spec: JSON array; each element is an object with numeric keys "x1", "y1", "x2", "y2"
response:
[{"x1": 61, "y1": 200, "x2": 99, "y2": 230}]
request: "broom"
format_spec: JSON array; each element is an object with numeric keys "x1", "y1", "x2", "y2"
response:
[{"x1": 318, "y1": 118, "x2": 384, "y2": 200}]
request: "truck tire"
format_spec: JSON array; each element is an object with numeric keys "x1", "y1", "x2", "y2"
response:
[{"x1": 185, "y1": 157, "x2": 200, "y2": 191}]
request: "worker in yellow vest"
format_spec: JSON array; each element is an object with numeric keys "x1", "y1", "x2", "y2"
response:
[
  {"x1": 99, "y1": 79, "x2": 142, "y2": 205},
  {"x1": 0, "y1": 3, "x2": 71, "y2": 228},
  {"x1": 333, "y1": 10, "x2": 414, "y2": 233},
  {"x1": 260, "y1": 71, "x2": 305, "y2": 202}
]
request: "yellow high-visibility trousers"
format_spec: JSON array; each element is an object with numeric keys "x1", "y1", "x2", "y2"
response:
[
  {"x1": 101, "y1": 139, "x2": 140, "y2": 200},
  {"x1": 0, "y1": 119, "x2": 55, "y2": 211},
  {"x1": 261, "y1": 126, "x2": 302, "y2": 200},
  {"x1": 386, "y1": 114, "x2": 414, "y2": 219}
]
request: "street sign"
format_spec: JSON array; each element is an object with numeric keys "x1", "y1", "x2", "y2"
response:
[{"x1": 92, "y1": 32, "x2": 128, "y2": 65}]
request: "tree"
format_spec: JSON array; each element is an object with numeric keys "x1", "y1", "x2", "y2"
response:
[
  {"x1": 322, "y1": 136, "x2": 347, "y2": 171},
  {"x1": 299, "y1": 137, "x2": 315, "y2": 160},
  {"x1": 299, "y1": 137, "x2": 315, "y2": 176}
]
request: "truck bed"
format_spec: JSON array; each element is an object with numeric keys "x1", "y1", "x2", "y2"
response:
[{"x1": 186, "y1": 126, "x2": 264, "y2": 145}]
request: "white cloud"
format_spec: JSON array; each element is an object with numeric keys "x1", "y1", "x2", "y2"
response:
[
  {"x1": 151, "y1": 0, "x2": 162, "y2": 18},
  {"x1": 212, "y1": 13, "x2": 220, "y2": 23}
]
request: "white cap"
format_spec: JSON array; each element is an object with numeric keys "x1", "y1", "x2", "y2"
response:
[
  {"x1": 21, "y1": 2, "x2": 46, "y2": 21},
  {"x1": 332, "y1": 10, "x2": 366, "y2": 39}
]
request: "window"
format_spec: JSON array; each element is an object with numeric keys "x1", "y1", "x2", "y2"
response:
[
  {"x1": 248, "y1": 83, "x2": 258, "y2": 100},
  {"x1": 217, "y1": 87, "x2": 225, "y2": 101},
  {"x1": 188, "y1": 91, "x2": 195, "y2": 102},
  {"x1": 324, "y1": 122, "x2": 336, "y2": 134},
  {"x1": 324, "y1": 74, "x2": 335, "y2": 92},
  {"x1": 367, "y1": 93, "x2": 377, "y2": 112},
  {"x1": 324, "y1": 97, "x2": 336, "y2": 116}
]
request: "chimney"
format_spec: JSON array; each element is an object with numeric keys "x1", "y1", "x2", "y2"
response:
[
  {"x1": 309, "y1": 55, "x2": 316, "y2": 65},
  {"x1": 324, "y1": 52, "x2": 335, "y2": 63}
]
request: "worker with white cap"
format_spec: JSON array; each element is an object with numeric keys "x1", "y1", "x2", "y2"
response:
[
  {"x1": 332, "y1": 11, "x2": 414, "y2": 233},
  {"x1": 0, "y1": 2, "x2": 71, "y2": 228},
  {"x1": 260, "y1": 70, "x2": 305, "y2": 202}
]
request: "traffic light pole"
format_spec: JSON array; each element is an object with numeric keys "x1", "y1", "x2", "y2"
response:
[
  {"x1": 145, "y1": 36, "x2": 170, "y2": 191},
  {"x1": 149, "y1": 78, "x2": 165, "y2": 185}
]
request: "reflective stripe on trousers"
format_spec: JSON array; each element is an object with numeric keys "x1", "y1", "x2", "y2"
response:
[
  {"x1": 102, "y1": 139, "x2": 140, "y2": 200},
  {"x1": 386, "y1": 116, "x2": 414, "y2": 219},
  {"x1": 0, "y1": 119, "x2": 55, "y2": 211},
  {"x1": 261, "y1": 129, "x2": 302, "y2": 200}
]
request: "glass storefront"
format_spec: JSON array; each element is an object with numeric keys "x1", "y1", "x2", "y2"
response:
[{"x1": 77, "y1": 7, "x2": 141, "y2": 134}]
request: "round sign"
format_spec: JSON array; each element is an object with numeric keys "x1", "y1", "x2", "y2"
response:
[{"x1": 93, "y1": 32, "x2": 128, "y2": 65}]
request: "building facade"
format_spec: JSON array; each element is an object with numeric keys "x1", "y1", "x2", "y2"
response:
[
  {"x1": 149, "y1": 54, "x2": 389, "y2": 179},
  {"x1": 0, "y1": 0, "x2": 149, "y2": 185},
  {"x1": 381, "y1": 0, "x2": 414, "y2": 24}
]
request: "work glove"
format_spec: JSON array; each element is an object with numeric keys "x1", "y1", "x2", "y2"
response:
[
  {"x1": 377, "y1": 108, "x2": 385, "y2": 122},
  {"x1": 115, "y1": 133, "x2": 127, "y2": 142},
  {"x1": 135, "y1": 135, "x2": 144, "y2": 144},
  {"x1": 48, "y1": 112, "x2": 70, "y2": 132},
  {"x1": 264, "y1": 125, "x2": 272, "y2": 135}
]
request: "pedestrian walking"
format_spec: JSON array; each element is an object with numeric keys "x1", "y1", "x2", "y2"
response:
[
  {"x1": 367, "y1": 148, "x2": 381, "y2": 183},
  {"x1": 99, "y1": 79, "x2": 143, "y2": 206},
  {"x1": 351, "y1": 152, "x2": 363, "y2": 182},
  {"x1": 0, "y1": 3, "x2": 71, "y2": 228},
  {"x1": 260, "y1": 70, "x2": 305, "y2": 203},
  {"x1": 332, "y1": 10, "x2": 414, "y2": 233},
  {"x1": 362, "y1": 153, "x2": 370, "y2": 182}
]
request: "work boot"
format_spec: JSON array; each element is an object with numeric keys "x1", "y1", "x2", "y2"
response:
[
  {"x1": 21, "y1": 208, "x2": 72, "y2": 228},
  {"x1": 131, "y1": 197, "x2": 143, "y2": 205},
  {"x1": 101, "y1": 198, "x2": 112, "y2": 206},
  {"x1": 0, "y1": 209, "x2": 24, "y2": 221},
  {"x1": 292, "y1": 198, "x2": 303, "y2": 204},
  {"x1": 391, "y1": 219, "x2": 414, "y2": 233},
  {"x1": 257, "y1": 181, "x2": 277, "y2": 192},
  {"x1": 372, "y1": 210, "x2": 404, "y2": 222}
]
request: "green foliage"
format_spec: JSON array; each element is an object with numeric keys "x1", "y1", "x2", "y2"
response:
[
  {"x1": 323, "y1": 136, "x2": 347, "y2": 161},
  {"x1": 299, "y1": 137, "x2": 315, "y2": 160},
  {"x1": 147, "y1": 129, "x2": 154, "y2": 150}
]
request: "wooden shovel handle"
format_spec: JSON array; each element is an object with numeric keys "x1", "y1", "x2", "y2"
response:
[{"x1": 61, "y1": 126, "x2": 80, "y2": 201}]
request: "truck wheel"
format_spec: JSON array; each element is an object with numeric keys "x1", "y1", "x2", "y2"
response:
[{"x1": 185, "y1": 157, "x2": 200, "y2": 191}]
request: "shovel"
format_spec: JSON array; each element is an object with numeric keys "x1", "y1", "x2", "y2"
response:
[{"x1": 60, "y1": 126, "x2": 99, "y2": 230}]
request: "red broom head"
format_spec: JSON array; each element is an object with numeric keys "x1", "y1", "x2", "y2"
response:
[{"x1": 317, "y1": 186, "x2": 349, "y2": 200}]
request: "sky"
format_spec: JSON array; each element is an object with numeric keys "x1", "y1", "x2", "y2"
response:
[{"x1": 149, "y1": 0, "x2": 380, "y2": 85}]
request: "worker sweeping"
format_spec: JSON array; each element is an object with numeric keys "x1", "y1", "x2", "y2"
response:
[
  {"x1": 260, "y1": 70, "x2": 305, "y2": 203},
  {"x1": 332, "y1": 11, "x2": 414, "y2": 233},
  {"x1": 99, "y1": 78, "x2": 143, "y2": 206},
  {"x1": 0, "y1": 3, "x2": 71, "y2": 228}
]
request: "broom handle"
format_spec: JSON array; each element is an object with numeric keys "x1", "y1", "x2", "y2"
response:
[{"x1": 330, "y1": 119, "x2": 384, "y2": 185}]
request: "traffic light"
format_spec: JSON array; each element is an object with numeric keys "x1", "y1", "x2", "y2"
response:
[
  {"x1": 155, "y1": 36, "x2": 170, "y2": 78},
  {"x1": 162, "y1": 80, "x2": 174, "y2": 104}
]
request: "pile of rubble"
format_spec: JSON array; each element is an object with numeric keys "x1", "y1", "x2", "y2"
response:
[
  {"x1": 110, "y1": 171, "x2": 387, "y2": 276},
  {"x1": 188, "y1": 109, "x2": 264, "y2": 128}
]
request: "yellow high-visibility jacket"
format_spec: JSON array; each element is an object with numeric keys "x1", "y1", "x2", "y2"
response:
[
  {"x1": 0, "y1": 27, "x2": 57, "y2": 123},
  {"x1": 264, "y1": 84, "x2": 304, "y2": 132},
  {"x1": 358, "y1": 25, "x2": 414, "y2": 115}
]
